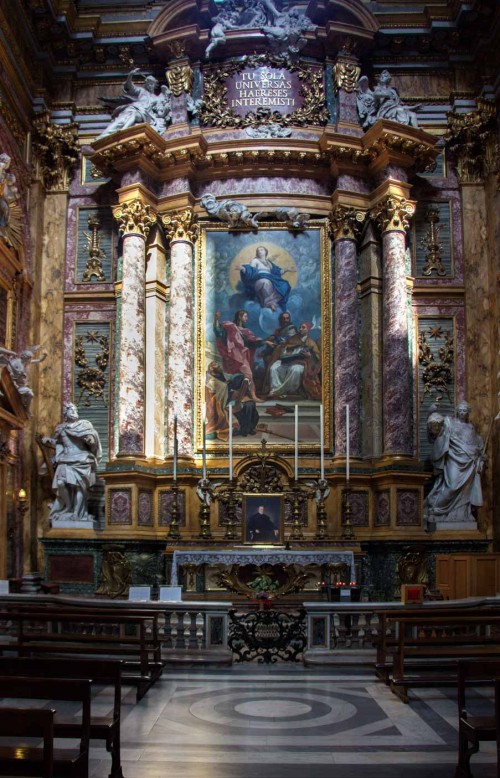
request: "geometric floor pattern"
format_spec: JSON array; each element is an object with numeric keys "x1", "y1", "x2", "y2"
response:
[{"x1": 86, "y1": 665, "x2": 497, "y2": 778}]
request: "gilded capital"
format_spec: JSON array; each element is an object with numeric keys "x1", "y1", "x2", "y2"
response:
[
  {"x1": 161, "y1": 209, "x2": 199, "y2": 244},
  {"x1": 113, "y1": 199, "x2": 157, "y2": 238},
  {"x1": 371, "y1": 196, "x2": 415, "y2": 233},
  {"x1": 329, "y1": 205, "x2": 366, "y2": 241},
  {"x1": 333, "y1": 61, "x2": 361, "y2": 93},
  {"x1": 32, "y1": 112, "x2": 79, "y2": 193},
  {"x1": 445, "y1": 98, "x2": 499, "y2": 184}
]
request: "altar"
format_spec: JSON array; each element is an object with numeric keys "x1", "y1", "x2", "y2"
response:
[{"x1": 170, "y1": 548, "x2": 355, "y2": 597}]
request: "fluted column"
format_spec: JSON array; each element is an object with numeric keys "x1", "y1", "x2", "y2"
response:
[
  {"x1": 161, "y1": 209, "x2": 199, "y2": 459},
  {"x1": 330, "y1": 205, "x2": 366, "y2": 458},
  {"x1": 113, "y1": 199, "x2": 156, "y2": 457},
  {"x1": 371, "y1": 195, "x2": 415, "y2": 456}
]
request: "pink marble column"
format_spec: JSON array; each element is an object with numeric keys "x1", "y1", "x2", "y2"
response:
[
  {"x1": 162, "y1": 209, "x2": 199, "y2": 459},
  {"x1": 372, "y1": 196, "x2": 415, "y2": 456},
  {"x1": 330, "y1": 206, "x2": 365, "y2": 457},
  {"x1": 113, "y1": 199, "x2": 156, "y2": 457}
]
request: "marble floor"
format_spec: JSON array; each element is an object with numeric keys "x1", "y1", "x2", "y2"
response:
[{"x1": 81, "y1": 664, "x2": 496, "y2": 778}]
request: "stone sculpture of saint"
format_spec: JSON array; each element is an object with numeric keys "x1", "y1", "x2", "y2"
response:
[
  {"x1": 356, "y1": 70, "x2": 420, "y2": 130},
  {"x1": 44, "y1": 402, "x2": 102, "y2": 524},
  {"x1": 424, "y1": 401, "x2": 486, "y2": 528},
  {"x1": 97, "y1": 68, "x2": 172, "y2": 138}
]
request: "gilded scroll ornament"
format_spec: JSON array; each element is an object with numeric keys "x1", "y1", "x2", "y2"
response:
[
  {"x1": 420, "y1": 207, "x2": 446, "y2": 277},
  {"x1": 199, "y1": 56, "x2": 328, "y2": 129},
  {"x1": 333, "y1": 61, "x2": 361, "y2": 93},
  {"x1": 445, "y1": 98, "x2": 499, "y2": 184},
  {"x1": 74, "y1": 331, "x2": 109, "y2": 407},
  {"x1": 371, "y1": 195, "x2": 415, "y2": 233},
  {"x1": 418, "y1": 327, "x2": 454, "y2": 404},
  {"x1": 82, "y1": 214, "x2": 106, "y2": 282},
  {"x1": 95, "y1": 546, "x2": 131, "y2": 598},
  {"x1": 161, "y1": 208, "x2": 199, "y2": 243},
  {"x1": 113, "y1": 199, "x2": 156, "y2": 238},
  {"x1": 32, "y1": 112, "x2": 79, "y2": 192},
  {"x1": 166, "y1": 64, "x2": 193, "y2": 97},
  {"x1": 329, "y1": 205, "x2": 366, "y2": 242}
]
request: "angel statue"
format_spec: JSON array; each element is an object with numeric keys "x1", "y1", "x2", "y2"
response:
[
  {"x1": 356, "y1": 70, "x2": 420, "y2": 130},
  {"x1": 97, "y1": 68, "x2": 172, "y2": 139},
  {"x1": 0, "y1": 344, "x2": 47, "y2": 412}
]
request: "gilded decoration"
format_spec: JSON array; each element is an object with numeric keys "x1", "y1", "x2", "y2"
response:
[
  {"x1": 113, "y1": 199, "x2": 156, "y2": 238},
  {"x1": 196, "y1": 223, "x2": 331, "y2": 451},
  {"x1": 74, "y1": 330, "x2": 110, "y2": 407},
  {"x1": 95, "y1": 546, "x2": 131, "y2": 598},
  {"x1": 329, "y1": 205, "x2": 366, "y2": 242},
  {"x1": 198, "y1": 56, "x2": 328, "y2": 129},
  {"x1": 371, "y1": 196, "x2": 415, "y2": 233},
  {"x1": 82, "y1": 213, "x2": 106, "y2": 282},
  {"x1": 214, "y1": 563, "x2": 313, "y2": 599},
  {"x1": 445, "y1": 98, "x2": 499, "y2": 184},
  {"x1": 0, "y1": 153, "x2": 22, "y2": 250},
  {"x1": 166, "y1": 64, "x2": 193, "y2": 97},
  {"x1": 364, "y1": 132, "x2": 437, "y2": 174},
  {"x1": 333, "y1": 61, "x2": 361, "y2": 93},
  {"x1": 32, "y1": 112, "x2": 79, "y2": 192},
  {"x1": 161, "y1": 208, "x2": 199, "y2": 243},
  {"x1": 418, "y1": 326, "x2": 454, "y2": 405},
  {"x1": 420, "y1": 207, "x2": 445, "y2": 277}
]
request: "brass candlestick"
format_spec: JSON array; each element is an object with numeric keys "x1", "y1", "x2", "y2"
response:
[
  {"x1": 341, "y1": 486, "x2": 356, "y2": 541},
  {"x1": 315, "y1": 478, "x2": 329, "y2": 540},
  {"x1": 289, "y1": 481, "x2": 304, "y2": 540},
  {"x1": 167, "y1": 481, "x2": 181, "y2": 540},
  {"x1": 224, "y1": 480, "x2": 240, "y2": 540},
  {"x1": 197, "y1": 477, "x2": 213, "y2": 540}
]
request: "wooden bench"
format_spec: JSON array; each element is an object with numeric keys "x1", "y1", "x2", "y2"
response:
[
  {"x1": 0, "y1": 656, "x2": 123, "y2": 778},
  {"x1": 0, "y1": 675, "x2": 91, "y2": 777},
  {"x1": 0, "y1": 706, "x2": 55, "y2": 778},
  {"x1": 0, "y1": 606, "x2": 163, "y2": 701},
  {"x1": 388, "y1": 613, "x2": 500, "y2": 702},
  {"x1": 455, "y1": 658, "x2": 500, "y2": 778}
]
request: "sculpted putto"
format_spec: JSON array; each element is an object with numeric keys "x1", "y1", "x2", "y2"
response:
[
  {"x1": 356, "y1": 70, "x2": 420, "y2": 130},
  {"x1": 200, "y1": 193, "x2": 309, "y2": 231},
  {"x1": 97, "y1": 68, "x2": 172, "y2": 138},
  {"x1": 0, "y1": 345, "x2": 47, "y2": 412}
]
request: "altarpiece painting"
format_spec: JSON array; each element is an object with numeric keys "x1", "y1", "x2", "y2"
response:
[{"x1": 196, "y1": 223, "x2": 331, "y2": 452}]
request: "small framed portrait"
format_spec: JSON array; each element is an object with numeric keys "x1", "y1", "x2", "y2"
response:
[{"x1": 242, "y1": 494, "x2": 284, "y2": 545}]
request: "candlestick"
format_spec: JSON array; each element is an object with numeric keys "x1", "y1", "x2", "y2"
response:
[
  {"x1": 320, "y1": 404, "x2": 324, "y2": 481},
  {"x1": 202, "y1": 403, "x2": 207, "y2": 480},
  {"x1": 229, "y1": 403, "x2": 233, "y2": 481},
  {"x1": 294, "y1": 404, "x2": 298, "y2": 481},
  {"x1": 173, "y1": 415, "x2": 178, "y2": 481},
  {"x1": 346, "y1": 403, "x2": 350, "y2": 483}
]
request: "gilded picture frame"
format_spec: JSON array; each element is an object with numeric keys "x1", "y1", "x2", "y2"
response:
[
  {"x1": 242, "y1": 493, "x2": 284, "y2": 546},
  {"x1": 196, "y1": 222, "x2": 331, "y2": 452}
]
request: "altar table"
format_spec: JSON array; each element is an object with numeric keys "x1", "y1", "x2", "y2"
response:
[{"x1": 170, "y1": 549, "x2": 355, "y2": 586}]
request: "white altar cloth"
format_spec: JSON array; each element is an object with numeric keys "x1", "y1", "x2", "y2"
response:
[{"x1": 170, "y1": 549, "x2": 355, "y2": 586}]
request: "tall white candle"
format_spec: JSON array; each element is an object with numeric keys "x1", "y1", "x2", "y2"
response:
[
  {"x1": 294, "y1": 404, "x2": 299, "y2": 481},
  {"x1": 346, "y1": 404, "x2": 350, "y2": 483},
  {"x1": 320, "y1": 404, "x2": 324, "y2": 481},
  {"x1": 202, "y1": 403, "x2": 207, "y2": 480},
  {"x1": 173, "y1": 414, "x2": 178, "y2": 481},
  {"x1": 229, "y1": 403, "x2": 233, "y2": 481}
]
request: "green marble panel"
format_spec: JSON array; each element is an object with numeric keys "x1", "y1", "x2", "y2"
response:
[
  {"x1": 76, "y1": 207, "x2": 114, "y2": 283},
  {"x1": 413, "y1": 200, "x2": 453, "y2": 278},
  {"x1": 73, "y1": 321, "x2": 111, "y2": 466}
]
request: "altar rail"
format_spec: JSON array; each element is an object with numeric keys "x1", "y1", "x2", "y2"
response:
[{"x1": 0, "y1": 594, "x2": 496, "y2": 658}]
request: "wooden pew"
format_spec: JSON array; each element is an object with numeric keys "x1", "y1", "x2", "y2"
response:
[
  {"x1": 389, "y1": 613, "x2": 500, "y2": 702},
  {"x1": 0, "y1": 676, "x2": 91, "y2": 777},
  {"x1": 495, "y1": 678, "x2": 500, "y2": 778},
  {"x1": 0, "y1": 656, "x2": 123, "y2": 778},
  {"x1": 0, "y1": 606, "x2": 162, "y2": 701},
  {"x1": 0, "y1": 706, "x2": 55, "y2": 778},
  {"x1": 455, "y1": 658, "x2": 500, "y2": 778}
]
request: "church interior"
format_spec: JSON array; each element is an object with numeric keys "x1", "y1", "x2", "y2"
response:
[{"x1": 0, "y1": 0, "x2": 499, "y2": 775}]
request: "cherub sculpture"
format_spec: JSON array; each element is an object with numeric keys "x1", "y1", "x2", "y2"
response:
[{"x1": 0, "y1": 345, "x2": 47, "y2": 412}]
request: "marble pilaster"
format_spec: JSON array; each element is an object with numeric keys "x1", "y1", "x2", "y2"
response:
[
  {"x1": 145, "y1": 228, "x2": 168, "y2": 460},
  {"x1": 161, "y1": 209, "x2": 198, "y2": 459},
  {"x1": 330, "y1": 205, "x2": 365, "y2": 456},
  {"x1": 371, "y1": 196, "x2": 415, "y2": 456},
  {"x1": 113, "y1": 199, "x2": 156, "y2": 457},
  {"x1": 333, "y1": 55, "x2": 362, "y2": 132}
]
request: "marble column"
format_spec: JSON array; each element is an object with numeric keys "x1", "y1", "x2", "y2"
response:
[
  {"x1": 113, "y1": 199, "x2": 156, "y2": 458},
  {"x1": 161, "y1": 209, "x2": 199, "y2": 459},
  {"x1": 371, "y1": 196, "x2": 415, "y2": 456},
  {"x1": 330, "y1": 205, "x2": 365, "y2": 457},
  {"x1": 145, "y1": 226, "x2": 168, "y2": 460}
]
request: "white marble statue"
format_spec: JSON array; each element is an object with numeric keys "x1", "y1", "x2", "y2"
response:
[
  {"x1": 424, "y1": 401, "x2": 486, "y2": 529},
  {"x1": 0, "y1": 345, "x2": 47, "y2": 412},
  {"x1": 356, "y1": 70, "x2": 420, "y2": 130},
  {"x1": 97, "y1": 68, "x2": 172, "y2": 138},
  {"x1": 44, "y1": 402, "x2": 102, "y2": 526}
]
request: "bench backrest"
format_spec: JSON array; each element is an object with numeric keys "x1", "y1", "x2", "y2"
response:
[
  {"x1": 0, "y1": 706, "x2": 55, "y2": 778},
  {"x1": 457, "y1": 659, "x2": 500, "y2": 712}
]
